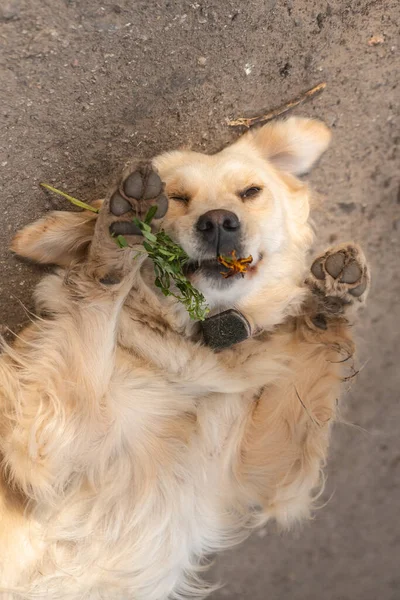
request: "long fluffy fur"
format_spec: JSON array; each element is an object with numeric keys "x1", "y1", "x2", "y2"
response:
[{"x1": 0, "y1": 118, "x2": 363, "y2": 599}]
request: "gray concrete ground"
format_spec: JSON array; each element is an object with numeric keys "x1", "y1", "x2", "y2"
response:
[{"x1": 1, "y1": 1, "x2": 399, "y2": 598}]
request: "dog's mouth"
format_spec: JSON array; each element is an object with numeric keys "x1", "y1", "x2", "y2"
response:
[
  {"x1": 184, "y1": 258, "x2": 227, "y2": 277},
  {"x1": 183, "y1": 254, "x2": 263, "y2": 280}
]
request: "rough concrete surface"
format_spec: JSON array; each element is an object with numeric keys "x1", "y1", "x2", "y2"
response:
[{"x1": 1, "y1": 0, "x2": 399, "y2": 598}]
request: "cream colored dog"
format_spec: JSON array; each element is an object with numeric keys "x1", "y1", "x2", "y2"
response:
[{"x1": 0, "y1": 117, "x2": 369, "y2": 599}]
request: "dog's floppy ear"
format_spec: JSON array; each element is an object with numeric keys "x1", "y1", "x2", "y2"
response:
[
  {"x1": 11, "y1": 202, "x2": 102, "y2": 266},
  {"x1": 245, "y1": 117, "x2": 332, "y2": 176}
]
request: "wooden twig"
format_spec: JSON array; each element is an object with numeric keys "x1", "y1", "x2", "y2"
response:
[
  {"x1": 227, "y1": 82, "x2": 327, "y2": 129},
  {"x1": 342, "y1": 368, "x2": 360, "y2": 382}
]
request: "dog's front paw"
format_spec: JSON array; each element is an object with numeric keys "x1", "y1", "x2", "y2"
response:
[
  {"x1": 308, "y1": 243, "x2": 370, "y2": 309},
  {"x1": 107, "y1": 161, "x2": 168, "y2": 238},
  {"x1": 88, "y1": 162, "x2": 168, "y2": 284}
]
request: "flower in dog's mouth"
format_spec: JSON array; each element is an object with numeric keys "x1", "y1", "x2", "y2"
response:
[
  {"x1": 184, "y1": 252, "x2": 255, "y2": 279},
  {"x1": 217, "y1": 251, "x2": 253, "y2": 278}
]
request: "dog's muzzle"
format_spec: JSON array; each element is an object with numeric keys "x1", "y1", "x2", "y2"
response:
[{"x1": 196, "y1": 209, "x2": 241, "y2": 256}]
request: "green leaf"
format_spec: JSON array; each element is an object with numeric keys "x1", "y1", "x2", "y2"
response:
[
  {"x1": 143, "y1": 241, "x2": 154, "y2": 253},
  {"x1": 116, "y1": 235, "x2": 128, "y2": 248},
  {"x1": 142, "y1": 230, "x2": 157, "y2": 243},
  {"x1": 144, "y1": 205, "x2": 158, "y2": 224},
  {"x1": 157, "y1": 248, "x2": 174, "y2": 257}
]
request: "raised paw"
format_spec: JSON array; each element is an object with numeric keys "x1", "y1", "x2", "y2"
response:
[
  {"x1": 87, "y1": 161, "x2": 168, "y2": 284},
  {"x1": 308, "y1": 243, "x2": 370, "y2": 309},
  {"x1": 108, "y1": 161, "x2": 168, "y2": 238}
]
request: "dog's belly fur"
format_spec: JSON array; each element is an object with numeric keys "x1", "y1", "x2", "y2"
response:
[
  {"x1": 0, "y1": 118, "x2": 371, "y2": 599},
  {"x1": 0, "y1": 252, "x2": 363, "y2": 599},
  {"x1": 0, "y1": 322, "x2": 336, "y2": 599},
  {"x1": 0, "y1": 238, "x2": 368, "y2": 599},
  {"x1": 0, "y1": 351, "x2": 255, "y2": 598}
]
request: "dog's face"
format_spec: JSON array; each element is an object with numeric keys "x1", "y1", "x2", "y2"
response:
[
  {"x1": 155, "y1": 117, "x2": 331, "y2": 307},
  {"x1": 11, "y1": 117, "x2": 331, "y2": 318}
]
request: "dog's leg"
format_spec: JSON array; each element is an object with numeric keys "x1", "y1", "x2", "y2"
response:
[
  {"x1": 233, "y1": 244, "x2": 370, "y2": 526},
  {"x1": 0, "y1": 162, "x2": 169, "y2": 500}
]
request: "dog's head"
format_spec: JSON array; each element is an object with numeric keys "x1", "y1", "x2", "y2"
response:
[
  {"x1": 155, "y1": 117, "x2": 331, "y2": 309},
  {"x1": 12, "y1": 117, "x2": 331, "y2": 323}
]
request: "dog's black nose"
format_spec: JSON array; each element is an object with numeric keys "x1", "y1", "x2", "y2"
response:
[{"x1": 196, "y1": 209, "x2": 240, "y2": 253}]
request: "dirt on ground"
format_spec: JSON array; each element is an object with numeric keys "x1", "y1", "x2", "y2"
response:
[{"x1": 1, "y1": 1, "x2": 399, "y2": 599}]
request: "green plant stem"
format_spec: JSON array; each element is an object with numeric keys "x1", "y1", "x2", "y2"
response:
[
  {"x1": 40, "y1": 183, "x2": 209, "y2": 321},
  {"x1": 40, "y1": 183, "x2": 99, "y2": 213}
]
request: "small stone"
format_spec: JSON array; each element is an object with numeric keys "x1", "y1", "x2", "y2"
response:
[
  {"x1": 337, "y1": 202, "x2": 357, "y2": 213},
  {"x1": 0, "y1": 0, "x2": 20, "y2": 21},
  {"x1": 197, "y1": 56, "x2": 207, "y2": 66},
  {"x1": 244, "y1": 63, "x2": 252, "y2": 75},
  {"x1": 368, "y1": 35, "x2": 384, "y2": 46}
]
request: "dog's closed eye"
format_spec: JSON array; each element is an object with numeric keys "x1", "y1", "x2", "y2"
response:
[
  {"x1": 169, "y1": 193, "x2": 190, "y2": 204},
  {"x1": 239, "y1": 186, "x2": 263, "y2": 200}
]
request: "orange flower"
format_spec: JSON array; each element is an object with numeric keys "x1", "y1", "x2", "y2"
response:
[{"x1": 217, "y1": 250, "x2": 253, "y2": 278}]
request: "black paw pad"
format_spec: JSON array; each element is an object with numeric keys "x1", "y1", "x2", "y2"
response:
[
  {"x1": 311, "y1": 258, "x2": 325, "y2": 280},
  {"x1": 109, "y1": 221, "x2": 142, "y2": 237},
  {"x1": 151, "y1": 194, "x2": 168, "y2": 219},
  {"x1": 325, "y1": 252, "x2": 345, "y2": 279},
  {"x1": 143, "y1": 171, "x2": 163, "y2": 200},
  {"x1": 123, "y1": 171, "x2": 144, "y2": 199},
  {"x1": 121, "y1": 168, "x2": 168, "y2": 219},
  {"x1": 110, "y1": 193, "x2": 132, "y2": 216},
  {"x1": 340, "y1": 260, "x2": 362, "y2": 284},
  {"x1": 123, "y1": 170, "x2": 163, "y2": 200},
  {"x1": 349, "y1": 280, "x2": 367, "y2": 297}
]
